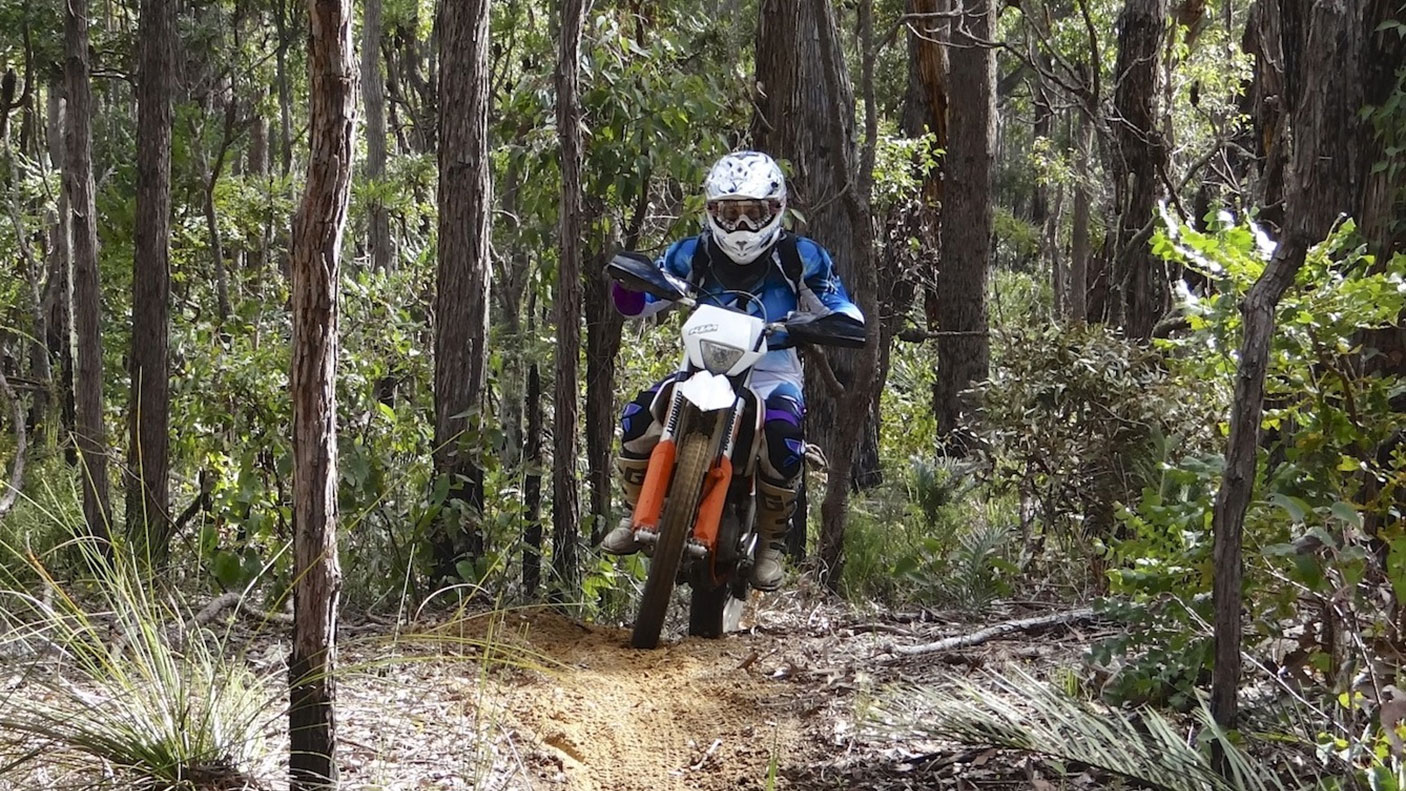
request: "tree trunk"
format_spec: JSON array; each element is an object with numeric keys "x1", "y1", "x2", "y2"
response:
[
  {"x1": 431, "y1": 0, "x2": 492, "y2": 581},
  {"x1": 64, "y1": 0, "x2": 112, "y2": 548},
  {"x1": 287, "y1": 0, "x2": 355, "y2": 785},
  {"x1": 1048, "y1": 181, "x2": 1066, "y2": 318},
  {"x1": 901, "y1": 0, "x2": 949, "y2": 446},
  {"x1": 552, "y1": 0, "x2": 585, "y2": 603},
  {"x1": 754, "y1": 0, "x2": 880, "y2": 524},
  {"x1": 276, "y1": 0, "x2": 295, "y2": 177},
  {"x1": 811, "y1": 0, "x2": 882, "y2": 587},
  {"x1": 8, "y1": 139, "x2": 50, "y2": 442},
  {"x1": 1110, "y1": 0, "x2": 1169, "y2": 341},
  {"x1": 1210, "y1": 0, "x2": 1363, "y2": 758},
  {"x1": 934, "y1": 0, "x2": 995, "y2": 451},
  {"x1": 1070, "y1": 115, "x2": 1092, "y2": 322},
  {"x1": 249, "y1": 99, "x2": 271, "y2": 273},
  {"x1": 45, "y1": 81, "x2": 74, "y2": 460},
  {"x1": 361, "y1": 0, "x2": 392, "y2": 272},
  {"x1": 206, "y1": 93, "x2": 237, "y2": 324},
  {"x1": 1242, "y1": 0, "x2": 1287, "y2": 229},
  {"x1": 583, "y1": 250, "x2": 624, "y2": 546},
  {"x1": 523, "y1": 351, "x2": 543, "y2": 598},
  {"x1": 901, "y1": 0, "x2": 949, "y2": 149},
  {"x1": 128, "y1": 0, "x2": 174, "y2": 559},
  {"x1": 582, "y1": 182, "x2": 647, "y2": 546}
]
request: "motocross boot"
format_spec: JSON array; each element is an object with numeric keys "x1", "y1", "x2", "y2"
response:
[
  {"x1": 751, "y1": 477, "x2": 798, "y2": 591},
  {"x1": 600, "y1": 453, "x2": 651, "y2": 555}
]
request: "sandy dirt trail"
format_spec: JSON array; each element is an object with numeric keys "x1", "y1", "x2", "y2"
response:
[{"x1": 486, "y1": 609, "x2": 812, "y2": 791}]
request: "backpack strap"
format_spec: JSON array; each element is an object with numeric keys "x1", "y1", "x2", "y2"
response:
[
  {"x1": 775, "y1": 231, "x2": 805, "y2": 295},
  {"x1": 688, "y1": 233, "x2": 713, "y2": 290}
]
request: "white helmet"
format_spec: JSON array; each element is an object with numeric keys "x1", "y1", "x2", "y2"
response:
[{"x1": 702, "y1": 151, "x2": 787, "y2": 265}]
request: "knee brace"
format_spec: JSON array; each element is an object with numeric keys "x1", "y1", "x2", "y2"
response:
[
  {"x1": 760, "y1": 388, "x2": 805, "y2": 485},
  {"x1": 620, "y1": 375, "x2": 672, "y2": 458}
]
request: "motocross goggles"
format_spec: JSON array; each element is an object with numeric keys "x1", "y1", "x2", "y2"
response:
[{"x1": 706, "y1": 198, "x2": 782, "y2": 232}]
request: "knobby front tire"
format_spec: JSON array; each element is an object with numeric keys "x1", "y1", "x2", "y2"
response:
[{"x1": 631, "y1": 431, "x2": 712, "y2": 649}]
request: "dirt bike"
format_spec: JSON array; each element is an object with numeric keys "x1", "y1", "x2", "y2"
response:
[{"x1": 606, "y1": 251, "x2": 864, "y2": 649}]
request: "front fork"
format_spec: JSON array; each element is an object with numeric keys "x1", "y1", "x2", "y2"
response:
[{"x1": 630, "y1": 383, "x2": 747, "y2": 558}]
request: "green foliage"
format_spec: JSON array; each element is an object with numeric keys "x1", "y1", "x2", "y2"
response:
[
  {"x1": 992, "y1": 205, "x2": 1041, "y2": 267},
  {"x1": 1095, "y1": 218, "x2": 1405, "y2": 709},
  {"x1": 974, "y1": 321, "x2": 1223, "y2": 570},
  {"x1": 841, "y1": 456, "x2": 1018, "y2": 609},
  {"x1": 869, "y1": 126, "x2": 941, "y2": 212}
]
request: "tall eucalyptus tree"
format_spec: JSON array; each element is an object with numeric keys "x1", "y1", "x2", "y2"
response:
[
  {"x1": 63, "y1": 0, "x2": 110, "y2": 548},
  {"x1": 128, "y1": 0, "x2": 175, "y2": 556},
  {"x1": 287, "y1": 0, "x2": 356, "y2": 784},
  {"x1": 934, "y1": 0, "x2": 996, "y2": 450},
  {"x1": 552, "y1": 0, "x2": 587, "y2": 602},
  {"x1": 431, "y1": 0, "x2": 492, "y2": 578}
]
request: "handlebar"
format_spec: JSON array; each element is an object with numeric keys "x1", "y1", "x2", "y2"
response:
[{"x1": 606, "y1": 251, "x2": 865, "y2": 349}]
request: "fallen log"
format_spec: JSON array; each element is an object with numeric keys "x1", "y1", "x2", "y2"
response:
[
  {"x1": 886, "y1": 607, "x2": 1096, "y2": 658},
  {"x1": 189, "y1": 591, "x2": 295, "y2": 627}
]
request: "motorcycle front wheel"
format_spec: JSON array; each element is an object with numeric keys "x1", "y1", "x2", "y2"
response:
[{"x1": 631, "y1": 431, "x2": 712, "y2": 649}]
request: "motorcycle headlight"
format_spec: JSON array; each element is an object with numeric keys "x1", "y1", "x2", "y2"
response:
[{"x1": 698, "y1": 339, "x2": 745, "y2": 374}]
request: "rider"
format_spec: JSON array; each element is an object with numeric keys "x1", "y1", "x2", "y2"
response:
[{"x1": 599, "y1": 150, "x2": 865, "y2": 591}]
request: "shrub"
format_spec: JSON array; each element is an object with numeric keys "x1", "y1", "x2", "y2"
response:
[
  {"x1": 972, "y1": 322, "x2": 1223, "y2": 567},
  {"x1": 1094, "y1": 217, "x2": 1404, "y2": 711}
]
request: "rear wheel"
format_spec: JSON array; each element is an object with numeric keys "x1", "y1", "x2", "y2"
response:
[
  {"x1": 631, "y1": 432, "x2": 712, "y2": 649},
  {"x1": 689, "y1": 503, "x2": 742, "y2": 639},
  {"x1": 688, "y1": 583, "x2": 728, "y2": 638}
]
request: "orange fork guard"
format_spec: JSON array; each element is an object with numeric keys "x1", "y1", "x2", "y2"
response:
[
  {"x1": 631, "y1": 438, "x2": 677, "y2": 532},
  {"x1": 691, "y1": 457, "x2": 732, "y2": 552}
]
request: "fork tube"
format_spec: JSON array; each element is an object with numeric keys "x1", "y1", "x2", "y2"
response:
[
  {"x1": 633, "y1": 391, "x2": 687, "y2": 531},
  {"x1": 691, "y1": 397, "x2": 742, "y2": 551}
]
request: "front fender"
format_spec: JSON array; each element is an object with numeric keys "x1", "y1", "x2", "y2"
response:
[{"x1": 674, "y1": 371, "x2": 736, "y2": 412}]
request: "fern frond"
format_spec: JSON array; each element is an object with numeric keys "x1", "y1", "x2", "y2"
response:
[{"x1": 937, "y1": 522, "x2": 1011, "y2": 610}]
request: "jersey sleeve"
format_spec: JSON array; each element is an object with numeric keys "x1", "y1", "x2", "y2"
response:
[
  {"x1": 614, "y1": 237, "x2": 697, "y2": 319},
  {"x1": 796, "y1": 239, "x2": 865, "y2": 323}
]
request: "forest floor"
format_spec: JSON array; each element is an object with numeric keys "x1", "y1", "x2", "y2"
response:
[
  {"x1": 3, "y1": 583, "x2": 1106, "y2": 791},
  {"x1": 327, "y1": 584, "x2": 1105, "y2": 791}
]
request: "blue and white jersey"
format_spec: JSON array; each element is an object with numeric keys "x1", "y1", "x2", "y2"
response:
[{"x1": 621, "y1": 233, "x2": 864, "y2": 389}]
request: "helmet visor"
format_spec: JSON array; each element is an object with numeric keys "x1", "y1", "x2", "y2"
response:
[{"x1": 707, "y1": 198, "x2": 781, "y2": 232}]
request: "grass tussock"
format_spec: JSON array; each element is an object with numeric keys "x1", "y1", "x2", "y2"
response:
[
  {"x1": 864, "y1": 666, "x2": 1310, "y2": 791},
  {"x1": 0, "y1": 533, "x2": 282, "y2": 790}
]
